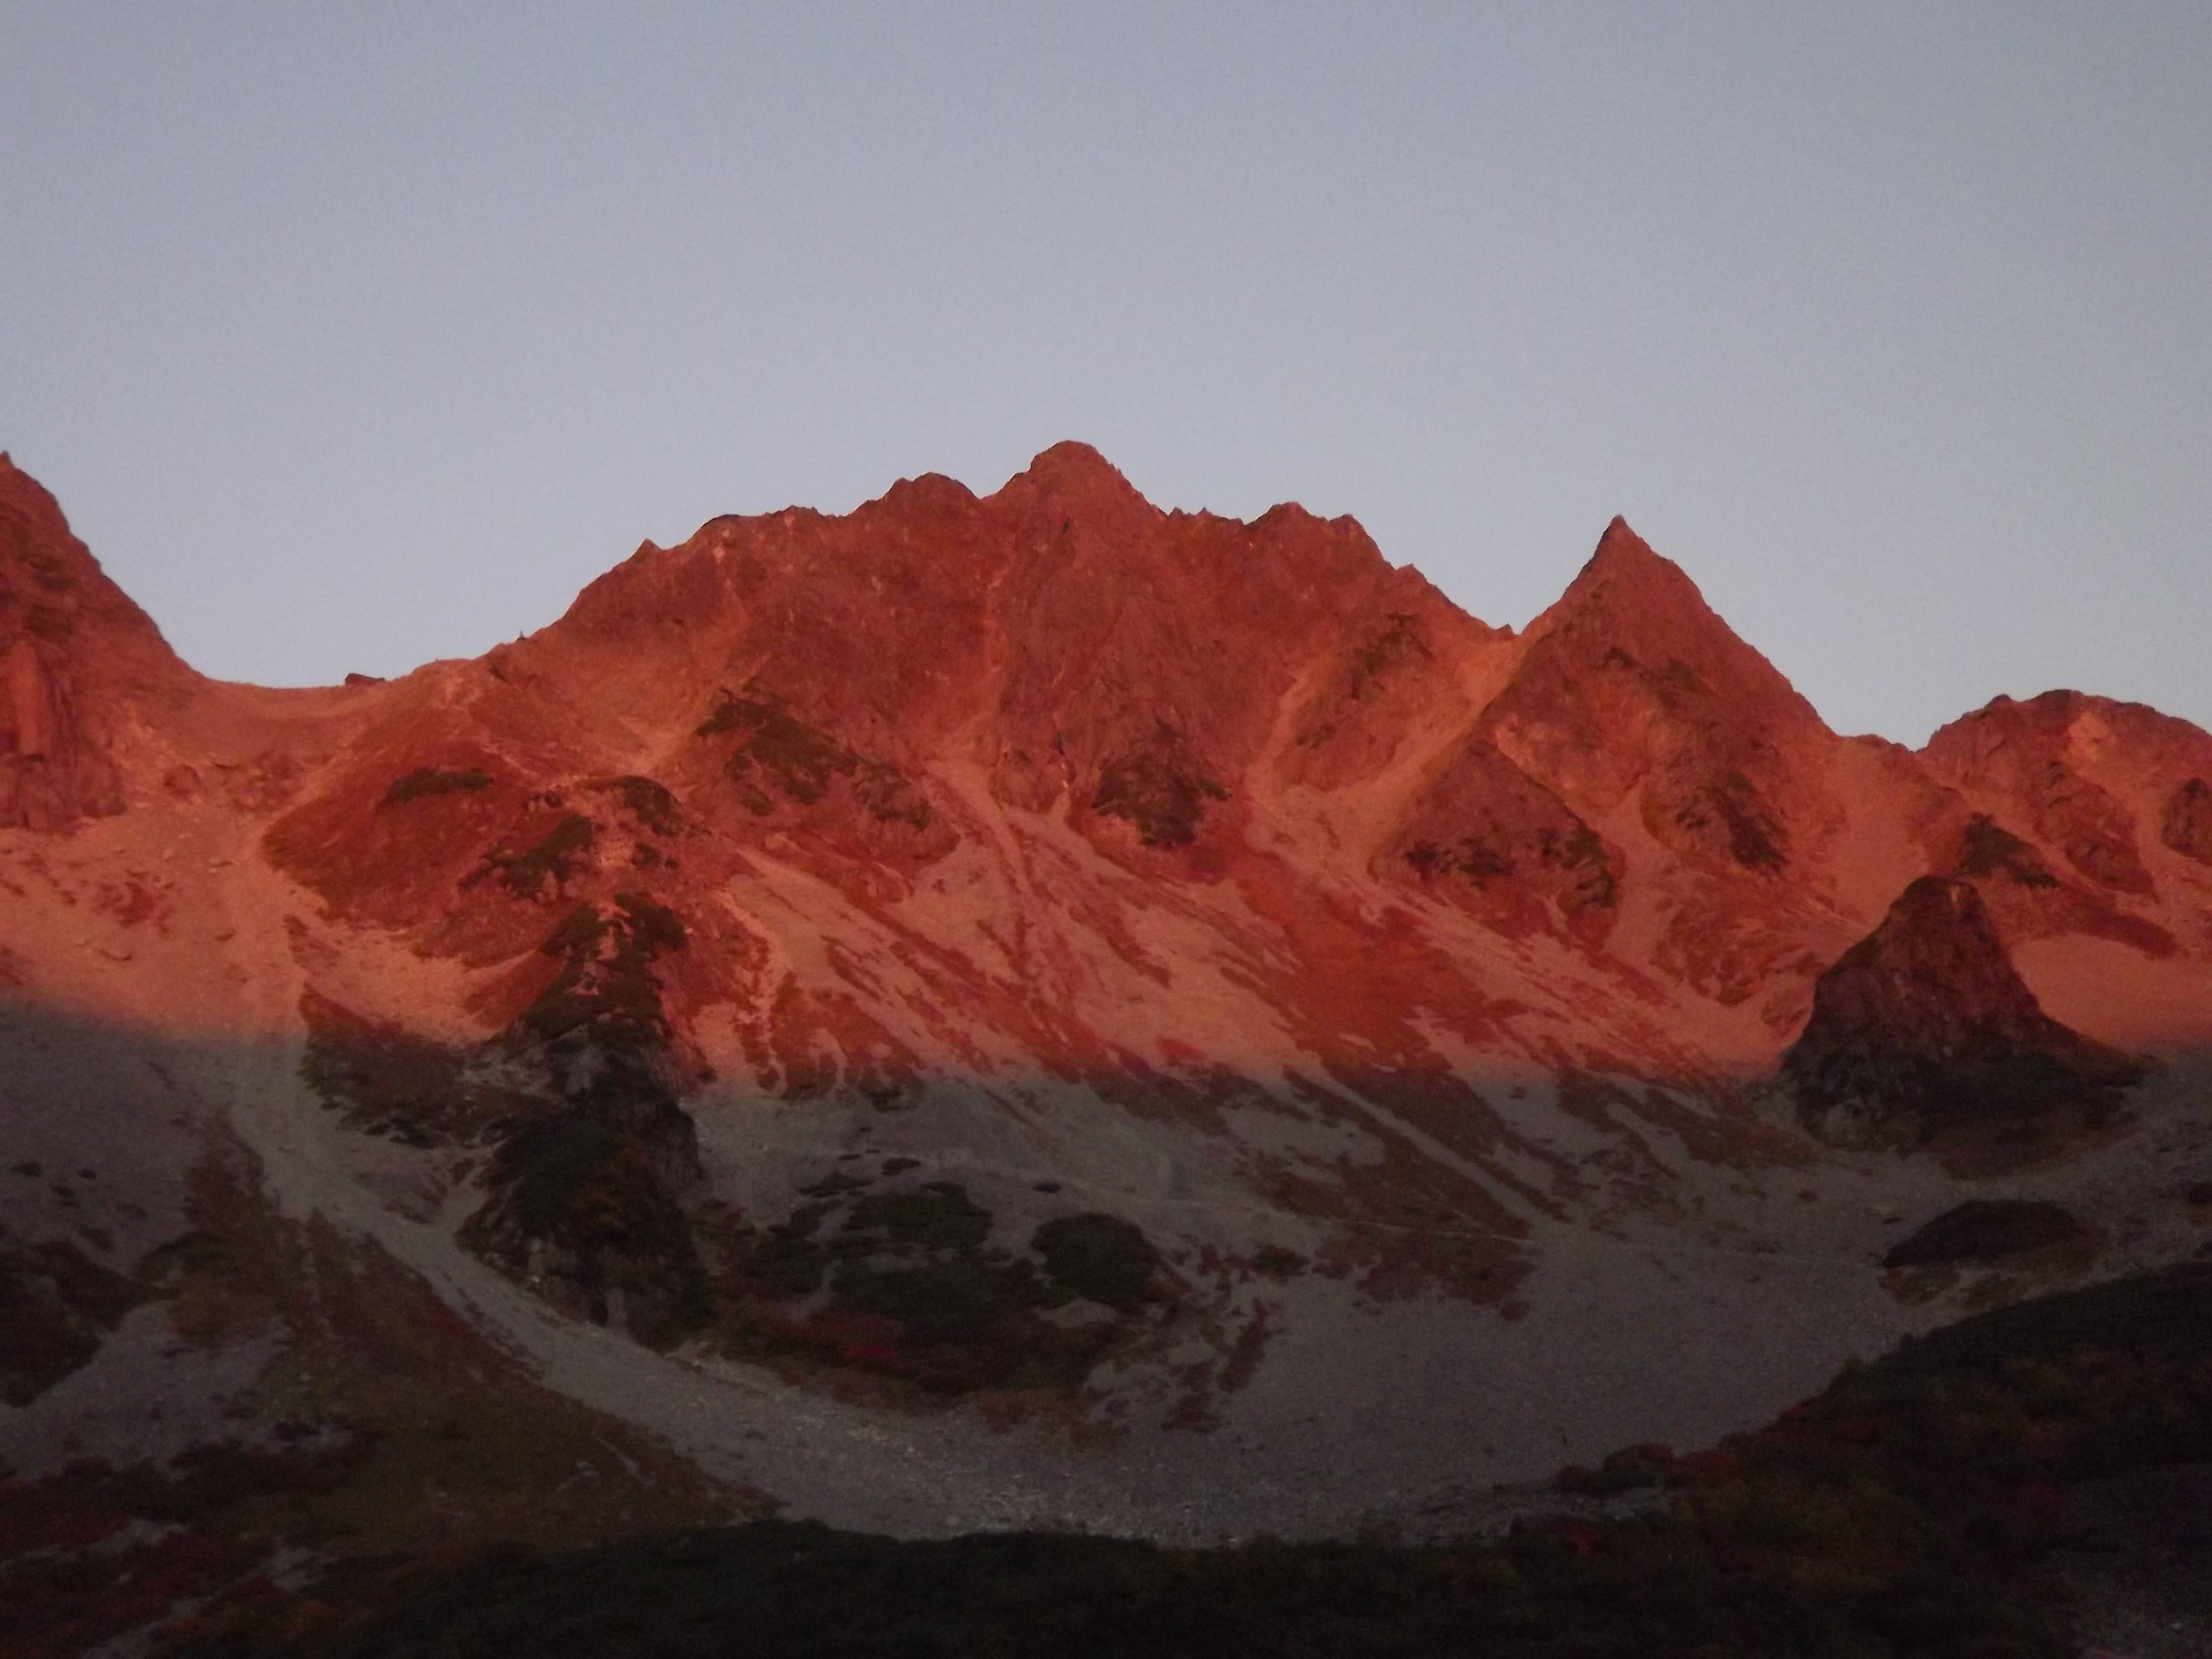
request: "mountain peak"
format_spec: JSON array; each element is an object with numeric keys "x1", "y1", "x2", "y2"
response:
[
  {"x1": 1023, "y1": 439, "x2": 1127, "y2": 484},
  {"x1": 1473, "y1": 515, "x2": 1839, "y2": 889},
  {"x1": 1525, "y1": 518, "x2": 1802, "y2": 701},
  {"x1": 1555, "y1": 515, "x2": 1706, "y2": 614},
  {"x1": 1592, "y1": 513, "x2": 1642, "y2": 557},
  {"x1": 995, "y1": 441, "x2": 1156, "y2": 522},
  {"x1": 10, "y1": 446, "x2": 2212, "y2": 1574}
]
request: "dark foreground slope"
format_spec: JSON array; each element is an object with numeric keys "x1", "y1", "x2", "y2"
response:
[{"x1": 75, "y1": 1263, "x2": 2195, "y2": 1659}]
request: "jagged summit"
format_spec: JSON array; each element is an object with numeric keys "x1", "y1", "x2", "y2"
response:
[
  {"x1": 0, "y1": 442, "x2": 2202, "y2": 1109},
  {"x1": 872, "y1": 470, "x2": 980, "y2": 515}
]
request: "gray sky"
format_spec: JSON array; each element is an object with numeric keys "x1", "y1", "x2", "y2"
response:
[{"x1": 3, "y1": 4, "x2": 2206, "y2": 744}]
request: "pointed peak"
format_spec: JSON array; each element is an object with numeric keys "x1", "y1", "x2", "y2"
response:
[
  {"x1": 1573, "y1": 515, "x2": 1697, "y2": 595},
  {"x1": 1501, "y1": 516, "x2": 1833, "y2": 744},
  {"x1": 0, "y1": 459, "x2": 194, "y2": 822},
  {"x1": 1526, "y1": 516, "x2": 1717, "y2": 648},
  {"x1": 1595, "y1": 513, "x2": 1641, "y2": 553}
]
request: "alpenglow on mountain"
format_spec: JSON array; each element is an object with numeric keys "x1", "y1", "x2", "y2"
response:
[{"x1": 3, "y1": 442, "x2": 2209, "y2": 1568}]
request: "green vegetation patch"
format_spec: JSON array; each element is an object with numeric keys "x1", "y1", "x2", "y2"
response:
[
  {"x1": 458, "y1": 891, "x2": 710, "y2": 1345},
  {"x1": 466, "y1": 1100, "x2": 709, "y2": 1347},
  {"x1": 497, "y1": 1112, "x2": 634, "y2": 1240},
  {"x1": 591, "y1": 774, "x2": 680, "y2": 836},
  {"x1": 1403, "y1": 820, "x2": 1616, "y2": 913},
  {"x1": 1346, "y1": 611, "x2": 1431, "y2": 699},
  {"x1": 1884, "y1": 1260, "x2": 2212, "y2": 1377},
  {"x1": 516, "y1": 894, "x2": 686, "y2": 1050},
  {"x1": 298, "y1": 989, "x2": 517, "y2": 1147},
  {"x1": 845, "y1": 1183, "x2": 993, "y2": 1253},
  {"x1": 831, "y1": 1256, "x2": 1040, "y2": 1346},
  {"x1": 699, "y1": 685, "x2": 851, "y2": 805}
]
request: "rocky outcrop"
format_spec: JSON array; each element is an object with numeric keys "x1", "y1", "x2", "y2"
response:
[
  {"x1": 0, "y1": 636, "x2": 122, "y2": 830},
  {"x1": 1392, "y1": 738, "x2": 1619, "y2": 942},
  {"x1": 1784, "y1": 877, "x2": 2145, "y2": 1164},
  {"x1": 458, "y1": 896, "x2": 710, "y2": 1345},
  {"x1": 1923, "y1": 692, "x2": 2160, "y2": 896},
  {"x1": 2165, "y1": 778, "x2": 2212, "y2": 865},
  {"x1": 1881, "y1": 1200, "x2": 2091, "y2": 1270},
  {"x1": 1278, "y1": 570, "x2": 1498, "y2": 792},
  {"x1": 0, "y1": 455, "x2": 191, "y2": 830}
]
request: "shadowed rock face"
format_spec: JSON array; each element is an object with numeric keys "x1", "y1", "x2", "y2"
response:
[{"x1": 1783, "y1": 876, "x2": 2145, "y2": 1163}]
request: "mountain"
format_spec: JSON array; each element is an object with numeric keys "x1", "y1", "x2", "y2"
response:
[
  {"x1": 1782, "y1": 874, "x2": 2148, "y2": 1171},
  {"x1": 3, "y1": 445, "x2": 2210, "y2": 1638}
]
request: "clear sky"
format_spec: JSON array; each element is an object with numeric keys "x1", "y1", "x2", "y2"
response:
[{"x1": 3, "y1": 5, "x2": 2206, "y2": 744}]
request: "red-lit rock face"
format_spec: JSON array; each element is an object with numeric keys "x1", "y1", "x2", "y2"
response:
[
  {"x1": 0, "y1": 457, "x2": 192, "y2": 829},
  {"x1": 1480, "y1": 518, "x2": 1834, "y2": 870},
  {"x1": 9, "y1": 440, "x2": 2212, "y2": 1113}
]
